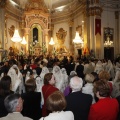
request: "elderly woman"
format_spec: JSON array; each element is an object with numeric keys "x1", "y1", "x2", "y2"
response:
[
  {"x1": 82, "y1": 74, "x2": 95, "y2": 104},
  {"x1": 88, "y1": 80, "x2": 119, "y2": 120},
  {"x1": 40, "y1": 91, "x2": 74, "y2": 120},
  {"x1": 42, "y1": 73, "x2": 59, "y2": 117}
]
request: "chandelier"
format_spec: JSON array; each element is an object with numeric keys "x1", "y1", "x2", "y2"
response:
[
  {"x1": 49, "y1": 37, "x2": 55, "y2": 45},
  {"x1": 104, "y1": 36, "x2": 113, "y2": 47},
  {"x1": 21, "y1": 37, "x2": 27, "y2": 45},
  {"x1": 73, "y1": 32, "x2": 84, "y2": 44},
  {"x1": 11, "y1": 30, "x2": 22, "y2": 42}
]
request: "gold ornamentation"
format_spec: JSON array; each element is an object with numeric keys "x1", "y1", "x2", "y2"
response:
[
  {"x1": 25, "y1": 0, "x2": 48, "y2": 13},
  {"x1": 68, "y1": 19, "x2": 74, "y2": 27},
  {"x1": 56, "y1": 28, "x2": 67, "y2": 45},
  {"x1": 8, "y1": 25, "x2": 15, "y2": 37},
  {"x1": 27, "y1": 15, "x2": 47, "y2": 27},
  {"x1": 89, "y1": 7, "x2": 102, "y2": 16}
]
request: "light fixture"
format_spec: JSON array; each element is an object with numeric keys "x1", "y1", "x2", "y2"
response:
[
  {"x1": 49, "y1": 37, "x2": 55, "y2": 45},
  {"x1": 11, "y1": 30, "x2": 22, "y2": 42},
  {"x1": 73, "y1": 32, "x2": 84, "y2": 44},
  {"x1": 104, "y1": 36, "x2": 113, "y2": 47},
  {"x1": 21, "y1": 37, "x2": 27, "y2": 44},
  {"x1": 104, "y1": 1, "x2": 113, "y2": 48}
]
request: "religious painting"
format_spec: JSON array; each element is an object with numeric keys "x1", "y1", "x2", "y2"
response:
[{"x1": 104, "y1": 27, "x2": 114, "y2": 42}]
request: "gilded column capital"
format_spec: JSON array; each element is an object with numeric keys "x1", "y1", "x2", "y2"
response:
[
  {"x1": 24, "y1": 28, "x2": 30, "y2": 35},
  {"x1": 88, "y1": 6, "x2": 102, "y2": 16},
  {"x1": 44, "y1": 29, "x2": 49, "y2": 36},
  {"x1": 68, "y1": 19, "x2": 74, "y2": 27},
  {"x1": 88, "y1": 0, "x2": 102, "y2": 17}
]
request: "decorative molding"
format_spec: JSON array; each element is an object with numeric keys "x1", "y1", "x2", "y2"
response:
[
  {"x1": 89, "y1": 6, "x2": 102, "y2": 16},
  {"x1": 26, "y1": 14, "x2": 48, "y2": 28},
  {"x1": 68, "y1": 19, "x2": 74, "y2": 27},
  {"x1": 25, "y1": 0, "x2": 49, "y2": 13}
]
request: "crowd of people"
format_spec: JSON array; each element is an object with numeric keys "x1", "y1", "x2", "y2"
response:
[{"x1": 0, "y1": 54, "x2": 120, "y2": 120}]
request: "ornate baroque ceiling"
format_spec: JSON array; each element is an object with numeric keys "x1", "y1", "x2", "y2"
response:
[
  {"x1": 12, "y1": 0, "x2": 120, "y2": 9},
  {"x1": 0, "y1": 0, "x2": 120, "y2": 12}
]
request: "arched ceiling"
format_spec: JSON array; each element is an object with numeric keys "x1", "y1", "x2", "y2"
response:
[
  {"x1": 8, "y1": 0, "x2": 120, "y2": 8},
  {"x1": 1, "y1": 0, "x2": 120, "y2": 12}
]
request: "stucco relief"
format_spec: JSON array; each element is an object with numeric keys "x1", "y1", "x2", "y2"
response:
[
  {"x1": 25, "y1": 0, "x2": 48, "y2": 13},
  {"x1": 56, "y1": 28, "x2": 67, "y2": 45},
  {"x1": 8, "y1": 25, "x2": 15, "y2": 37},
  {"x1": 56, "y1": 28, "x2": 68, "y2": 54},
  {"x1": 27, "y1": 15, "x2": 47, "y2": 28},
  {"x1": 25, "y1": 13, "x2": 48, "y2": 29}
]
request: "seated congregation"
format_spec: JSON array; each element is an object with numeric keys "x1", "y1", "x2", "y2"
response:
[{"x1": 0, "y1": 55, "x2": 120, "y2": 120}]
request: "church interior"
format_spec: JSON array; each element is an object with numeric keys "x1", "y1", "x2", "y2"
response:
[
  {"x1": 0, "y1": 0, "x2": 120, "y2": 61},
  {"x1": 1, "y1": 1, "x2": 120, "y2": 120}
]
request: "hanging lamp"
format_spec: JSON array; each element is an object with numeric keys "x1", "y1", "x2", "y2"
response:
[
  {"x1": 11, "y1": 29, "x2": 22, "y2": 42},
  {"x1": 49, "y1": 37, "x2": 55, "y2": 45},
  {"x1": 73, "y1": 32, "x2": 83, "y2": 44},
  {"x1": 21, "y1": 37, "x2": 27, "y2": 45}
]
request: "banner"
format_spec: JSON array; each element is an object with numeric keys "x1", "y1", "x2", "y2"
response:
[{"x1": 95, "y1": 19, "x2": 101, "y2": 35}]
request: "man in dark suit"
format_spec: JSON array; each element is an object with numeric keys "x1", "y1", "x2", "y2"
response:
[
  {"x1": 65, "y1": 76, "x2": 92, "y2": 120},
  {"x1": 76, "y1": 60, "x2": 85, "y2": 79}
]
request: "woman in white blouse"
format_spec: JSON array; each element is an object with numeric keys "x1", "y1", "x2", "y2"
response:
[{"x1": 40, "y1": 91, "x2": 74, "y2": 120}]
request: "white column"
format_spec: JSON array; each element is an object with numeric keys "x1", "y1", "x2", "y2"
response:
[
  {"x1": 24, "y1": 28, "x2": 30, "y2": 53},
  {"x1": 89, "y1": 16, "x2": 95, "y2": 52},
  {"x1": 44, "y1": 29, "x2": 49, "y2": 53}
]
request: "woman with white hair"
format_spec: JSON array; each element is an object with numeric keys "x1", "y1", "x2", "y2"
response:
[
  {"x1": 64, "y1": 71, "x2": 77, "y2": 96},
  {"x1": 82, "y1": 74, "x2": 95, "y2": 104},
  {"x1": 65, "y1": 76, "x2": 92, "y2": 120}
]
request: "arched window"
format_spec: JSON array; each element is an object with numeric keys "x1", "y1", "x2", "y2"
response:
[{"x1": 33, "y1": 28, "x2": 38, "y2": 42}]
